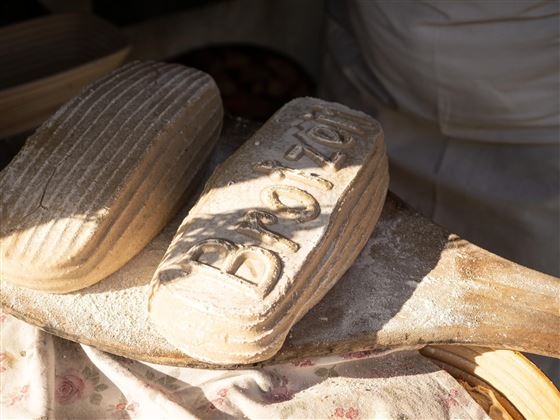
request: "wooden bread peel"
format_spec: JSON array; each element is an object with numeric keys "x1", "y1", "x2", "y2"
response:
[{"x1": 1, "y1": 115, "x2": 557, "y2": 368}]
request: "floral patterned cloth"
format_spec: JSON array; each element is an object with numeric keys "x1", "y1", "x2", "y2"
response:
[{"x1": 1, "y1": 311, "x2": 488, "y2": 419}]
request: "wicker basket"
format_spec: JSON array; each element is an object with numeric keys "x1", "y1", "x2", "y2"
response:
[
  {"x1": 0, "y1": 14, "x2": 129, "y2": 139},
  {"x1": 421, "y1": 345, "x2": 560, "y2": 419}
]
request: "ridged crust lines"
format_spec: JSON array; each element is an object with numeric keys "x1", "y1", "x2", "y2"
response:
[
  {"x1": 1, "y1": 61, "x2": 223, "y2": 289},
  {"x1": 148, "y1": 99, "x2": 388, "y2": 363}
]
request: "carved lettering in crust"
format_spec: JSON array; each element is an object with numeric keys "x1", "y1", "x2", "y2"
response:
[
  {"x1": 305, "y1": 125, "x2": 354, "y2": 149},
  {"x1": 302, "y1": 107, "x2": 378, "y2": 136},
  {"x1": 171, "y1": 238, "x2": 282, "y2": 298},
  {"x1": 236, "y1": 210, "x2": 299, "y2": 253},
  {"x1": 281, "y1": 106, "x2": 377, "y2": 172},
  {"x1": 260, "y1": 185, "x2": 320, "y2": 223},
  {"x1": 254, "y1": 160, "x2": 333, "y2": 191},
  {"x1": 284, "y1": 142, "x2": 346, "y2": 173}
]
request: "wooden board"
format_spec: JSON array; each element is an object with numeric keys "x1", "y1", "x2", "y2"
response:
[{"x1": 1, "y1": 117, "x2": 559, "y2": 368}]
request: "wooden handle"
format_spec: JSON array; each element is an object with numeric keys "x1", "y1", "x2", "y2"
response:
[{"x1": 423, "y1": 237, "x2": 559, "y2": 357}]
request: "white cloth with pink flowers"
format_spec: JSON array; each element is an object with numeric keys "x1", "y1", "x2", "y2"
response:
[{"x1": 0, "y1": 311, "x2": 488, "y2": 419}]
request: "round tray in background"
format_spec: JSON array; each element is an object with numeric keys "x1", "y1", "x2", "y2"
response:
[
  {"x1": 0, "y1": 13, "x2": 130, "y2": 139},
  {"x1": 421, "y1": 345, "x2": 560, "y2": 419}
]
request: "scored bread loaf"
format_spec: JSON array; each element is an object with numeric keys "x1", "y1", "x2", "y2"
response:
[
  {"x1": 148, "y1": 97, "x2": 389, "y2": 364},
  {"x1": 0, "y1": 61, "x2": 223, "y2": 292}
]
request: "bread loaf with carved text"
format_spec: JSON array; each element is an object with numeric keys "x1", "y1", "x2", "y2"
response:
[{"x1": 148, "y1": 97, "x2": 388, "y2": 364}]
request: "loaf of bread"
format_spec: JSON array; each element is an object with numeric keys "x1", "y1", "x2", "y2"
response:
[
  {"x1": 0, "y1": 61, "x2": 223, "y2": 292},
  {"x1": 148, "y1": 97, "x2": 389, "y2": 364}
]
